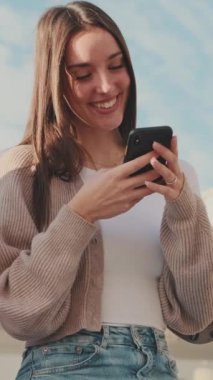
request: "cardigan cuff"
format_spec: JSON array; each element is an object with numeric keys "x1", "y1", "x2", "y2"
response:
[{"x1": 165, "y1": 178, "x2": 197, "y2": 221}]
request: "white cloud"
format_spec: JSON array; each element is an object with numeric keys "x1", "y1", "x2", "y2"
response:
[
  {"x1": 159, "y1": 0, "x2": 213, "y2": 57},
  {"x1": 0, "y1": 5, "x2": 35, "y2": 150},
  {"x1": 151, "y1": 1, "x2": 213, "y2": 119},
  {"x1": 0, "y1": 44, "x2": 11, "y2": 62},
  {"x1": 129, "y1": 13, "x2": 208, "y2": 102},
  {"x1": 0, "y1": 5, "x2": 25, "y2": 46},
  {"x1": 0, "y1": 126, "x2": 23, "y2": 152},
  {"x1": 0, "y1": 59, "x2": 33, "y2": 124},
  {"x1": 0, "y1": 5, "x2": 36, "y2": 47},
  {"x1": 0, "y1": 61, "x2": 33, "y2": 148},
  {"x1": 136, "y1": 80, "x2": 179, "y2": 126}
]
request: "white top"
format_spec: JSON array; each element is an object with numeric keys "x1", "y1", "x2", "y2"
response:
[{"x1": 80, "y1": 161, "x2": 199, "y2": 331}]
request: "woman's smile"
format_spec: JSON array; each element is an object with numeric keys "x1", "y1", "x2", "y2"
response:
[{"x1": 91, "y1": 95, "x2": 118, "y2": 110}]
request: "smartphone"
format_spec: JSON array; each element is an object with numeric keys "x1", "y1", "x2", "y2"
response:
[{"x1": 123, "y1": 126, "x2": 173, "y2": 178}]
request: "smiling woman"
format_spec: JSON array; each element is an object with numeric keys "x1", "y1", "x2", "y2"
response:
[
  {"x1": 0, "y1": 1, "x2": 212, "y2": 380},
  {"x1": 63, "y1": 27, "x2": 130, "y2": 136}
]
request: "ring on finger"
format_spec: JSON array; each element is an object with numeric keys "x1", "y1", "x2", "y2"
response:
[{"x1": 166, "y1": 176, "x2": 177, "y2": 185}]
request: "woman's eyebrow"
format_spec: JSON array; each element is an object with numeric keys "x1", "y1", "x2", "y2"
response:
[
  {"x1": 67, "y1": 51, "x2": 123, "y2": 70},
  {"x1": 108, "y1": 51, "x2": 123, "y2": 60},
  {"x1": 67, "y1": 62, "x2": 91, "y2": 69}
]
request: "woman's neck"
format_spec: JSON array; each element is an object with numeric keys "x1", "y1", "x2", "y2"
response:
[{"x1": 77, "y1": 128, "x2": 125, "y2": 170}]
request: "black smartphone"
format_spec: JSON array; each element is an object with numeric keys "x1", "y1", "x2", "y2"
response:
[{"x1": 123, "y1": 126, "x2": 173, "y2": 178}]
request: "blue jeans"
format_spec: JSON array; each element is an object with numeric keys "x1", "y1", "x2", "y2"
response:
[{"x1": 15, "y1": 325, "x2": 178, "y2": 379}]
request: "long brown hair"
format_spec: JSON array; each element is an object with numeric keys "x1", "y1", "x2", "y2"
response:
[{"x1": 21, "y1": 1, "x2": 137, "y2": 231}]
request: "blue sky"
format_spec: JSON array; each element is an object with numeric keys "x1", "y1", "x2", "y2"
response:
[{"x1": 0, "y1": 0, "x2": 212, "y2": 206}]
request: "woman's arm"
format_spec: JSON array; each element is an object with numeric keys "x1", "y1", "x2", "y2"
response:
[
  {"x1": 0, "y1": 147, "x2": 97, "y2": 341},
  {"x1": 168, "y1": 322, "x2": 213, "y2": 344},
  {"x1": 144, "y1": 138, "x2": 213, "y2": 338},
  {"x1": 158, "y1": 178, "x2": 213, "y2": 335}
]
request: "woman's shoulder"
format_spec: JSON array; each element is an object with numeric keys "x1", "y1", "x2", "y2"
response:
[{"x1": 0, "y1": 144, "x2": 33, "y2": 176}]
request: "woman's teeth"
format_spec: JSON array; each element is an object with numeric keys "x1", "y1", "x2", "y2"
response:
[{"x1": 94, "y1": 97, "x2": 117, "y2": 109}]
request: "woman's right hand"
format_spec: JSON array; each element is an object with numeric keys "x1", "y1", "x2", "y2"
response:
[{"x1": 68, "y1": 151, "x2": 158, "y2": 222}]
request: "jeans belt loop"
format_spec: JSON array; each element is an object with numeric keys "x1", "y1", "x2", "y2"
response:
[{"x1": 101, "y1": 324, "x2": 109, "y2": 349}]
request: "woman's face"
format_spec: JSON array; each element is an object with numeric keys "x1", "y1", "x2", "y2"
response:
[{"x1": 64, "y1": 27, "x2": 130, "y2": 133}]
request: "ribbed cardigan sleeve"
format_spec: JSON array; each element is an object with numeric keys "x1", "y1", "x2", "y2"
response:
[
  {"x1": 159, "y1": 179, "x2": 213, "y2": 335},
  {"x1": 0, "y1": 146, "x2": 97, "y2": 340}
]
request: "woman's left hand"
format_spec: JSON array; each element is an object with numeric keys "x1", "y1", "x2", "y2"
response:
[{"x1": 144, "y1": 136, "x2": 184, "y2": 201}]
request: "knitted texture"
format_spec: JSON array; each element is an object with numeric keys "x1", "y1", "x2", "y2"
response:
[{"x1": 0, "y1": 145, "x2": 212, "y2": 346}]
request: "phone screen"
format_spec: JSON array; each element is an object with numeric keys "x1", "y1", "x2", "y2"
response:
[{"x1": 123, "y1": 126, "x2": 173, "y2": 177}]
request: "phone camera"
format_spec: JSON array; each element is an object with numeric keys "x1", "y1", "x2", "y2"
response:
[{"x1": 134, "y1": 136, "x2": 140, "y2": 145}]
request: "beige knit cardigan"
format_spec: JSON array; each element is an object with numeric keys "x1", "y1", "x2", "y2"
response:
[{"x1": 0, "y1": 145, "x2": 212, "y2": 347}]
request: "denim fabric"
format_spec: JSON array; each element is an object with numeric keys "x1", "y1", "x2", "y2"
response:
[{"x1": 15, "y1": 325, "x2": 178, "y2": 379}]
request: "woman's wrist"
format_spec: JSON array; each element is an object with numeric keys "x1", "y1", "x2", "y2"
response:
[
  {"x1": 165, "y1": 178, "x2": 197, "y2": 221},
  {"x1": 68, "y1": 200, "x2": 96, "y2": 224}
]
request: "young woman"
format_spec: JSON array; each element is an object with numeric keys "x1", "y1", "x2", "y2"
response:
[{"x1": 0, "y1": 2, "x2": 212, "y2": 379}]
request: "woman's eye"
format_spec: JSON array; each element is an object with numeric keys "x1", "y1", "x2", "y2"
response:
[
  {"x1": 75, "y1": 73, "x2": 91, "y2": 81},
  {"x1": 109, "y1": 62, "x2": 125, "y2": 70}
]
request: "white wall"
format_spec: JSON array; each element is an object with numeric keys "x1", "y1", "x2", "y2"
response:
[{"x1": 0, "y1": 354, "x2": 22, "y2": 380}]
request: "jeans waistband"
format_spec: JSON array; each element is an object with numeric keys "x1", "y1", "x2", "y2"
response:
[
  {"x1": 100, "y1": 325, "x2": 168, "y2": 354},
  {"x1": 26, "y1": 325, "x2": 168, "y2": 359}
]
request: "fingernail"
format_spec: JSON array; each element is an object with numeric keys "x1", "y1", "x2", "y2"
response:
[
  {"x1": 145, "y1": 180, "x2": 151, "y2": 186},
  {"x1": 150, "y1": 157, "x2": 157, "y2": 166},
  {"x1": 171, "y1": 135, "x2": 177, "y2": 142}
]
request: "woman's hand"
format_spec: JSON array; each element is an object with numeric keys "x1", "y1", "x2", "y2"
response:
[
  {"x1": 145, "y1": 136, "x2": 184, "y2": 201},
  {"x1": 69, "y1": 151, "x2": 159, "y2": 222}
]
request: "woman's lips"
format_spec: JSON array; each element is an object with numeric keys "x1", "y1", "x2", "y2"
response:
[{"x1": 90, "y1": 95, "x2": 120, "y2": 114}]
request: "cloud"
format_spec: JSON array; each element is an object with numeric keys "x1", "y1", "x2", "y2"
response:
[
  {"x1": 0, "y1": 61, "x2": 33, "y2": 149},
  {"x1": 0, "y1": 44, "x2": 11, "y2": 62},
  {"x1": 0, "y1": 57, "x2": 32, "y2": 122},
  {"x1": 0, "y1": 4, "x2": 36, "y2": 47},
  {"x1": 155, "y1": 0, "x2": 213, "y2": 110},
  {"x1": 159, "y1": 0, "x2": 213, "y2": 57},
  {"x1": 0, "y1": 5, "x2": 35, "y2": 150}
]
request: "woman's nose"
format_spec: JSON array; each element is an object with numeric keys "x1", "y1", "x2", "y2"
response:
[{"x1": 95, "y1": 73, "x2": 113, "y2": 94}]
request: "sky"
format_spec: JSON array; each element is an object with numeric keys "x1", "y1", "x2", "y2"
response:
[{"x1": 0, "y1": 0, "x2": 212, "y2": 220}]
